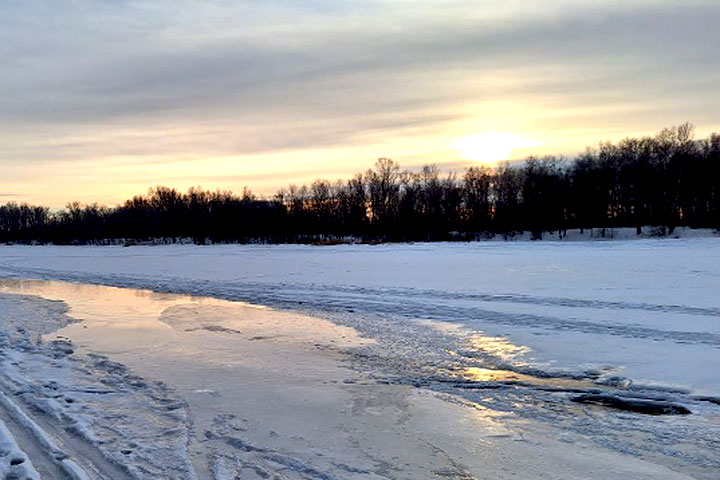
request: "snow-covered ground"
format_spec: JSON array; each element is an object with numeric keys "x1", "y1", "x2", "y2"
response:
[
  {"x1": 0, "y1": 240, "x2": 718, "y2": 478},
  {"x1": 2, "y1": 240, "x2": 719, "y2": 390}
]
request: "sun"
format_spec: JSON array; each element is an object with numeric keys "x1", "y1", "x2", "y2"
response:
[{"x1": 449, "y1": 131, "x2": 540, "y2": 163}]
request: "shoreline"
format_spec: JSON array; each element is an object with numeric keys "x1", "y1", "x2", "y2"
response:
[{"x1": 2, "y1": 226, "x2": 718, "y2": 247}]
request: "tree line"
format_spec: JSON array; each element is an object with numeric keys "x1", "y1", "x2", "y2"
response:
[{"x1": 1, "y1": 123, "x2": 719, "y2": 244}]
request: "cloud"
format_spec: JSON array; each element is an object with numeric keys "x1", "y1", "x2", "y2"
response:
[
  {"x1": 2, "y1": 1, "x2": 718, "y2": 128},
  {"x1": 0, "y1": 0, "x2": 718, "y2": 205}
]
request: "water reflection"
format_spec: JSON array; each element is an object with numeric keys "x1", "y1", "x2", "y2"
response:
[
  {"x1": 467, "y1": 334, "x2": 530, "y2": 363},
  {"x1": 462, "y1": 366, "x2": 598, "y2": 390},
  {"x1": 0, "y1": 278, "x2": 369, "y2": 357},
  {"x1": 418, "y1": 318, "x2": 602, "y2": 392}
]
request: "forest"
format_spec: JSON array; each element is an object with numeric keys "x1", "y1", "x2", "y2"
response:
[{"x1": 1, "y1": 124, "x2": 719, "y2": 244}]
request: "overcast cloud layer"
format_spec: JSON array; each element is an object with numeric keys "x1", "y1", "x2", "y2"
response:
[{"x1": 1, "y1": 0, "x2": 719, "y2": 205}]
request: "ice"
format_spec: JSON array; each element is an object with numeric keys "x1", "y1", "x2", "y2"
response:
[
  {"x1": 0, "y1": 292, "x2": 195, "y2": 479},
  {"x1": 1, "y1": 239, "x2": 718, "y2": 393},
  {"x1": 0, "y1": 239, "x2": 718, "y2": 478}
]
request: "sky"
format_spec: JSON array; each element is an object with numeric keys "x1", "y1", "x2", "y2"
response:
[{"x1": 1, "y1": 0, "x2": 719, "y2": 207}]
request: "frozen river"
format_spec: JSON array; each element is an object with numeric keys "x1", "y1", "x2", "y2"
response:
[{"x1": 0, "y1": 240, "x2": 718, "y2": 478}]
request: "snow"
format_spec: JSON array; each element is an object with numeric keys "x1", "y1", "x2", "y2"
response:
[
  {"x1": 0, "y1": 292, "x2": 195, "y2": 479},
  {"x1": 0, "y1": 415, "x2": 40, "y2": 480},
  {"x1": 1, "y1": 240, "x2": 718, "y2": 392},
  {"x1": 0, "y1": 239, "x2": 718, "y2": 478},
  {"x1": 0, "y1": 389, "x2": 90, "y2": 480}
]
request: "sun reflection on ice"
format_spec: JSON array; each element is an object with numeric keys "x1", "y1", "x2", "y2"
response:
[{"x1": 467, "y1": 333, "x2": 531, "y2": 363}]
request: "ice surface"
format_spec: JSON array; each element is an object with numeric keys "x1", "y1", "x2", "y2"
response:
[
  {"x1": 1, "y1": 240, "x2": 718, "y2": 393},
  {"x1": 0, "y1": 240, "x2": 718, "y2": 478},
  {"x1": 0, "y1": 292, "x2": 195, "y2": 479}
]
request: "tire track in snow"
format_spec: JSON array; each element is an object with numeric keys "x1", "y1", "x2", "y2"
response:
[{"x1": 0, "y1": 378, "x2": 135, "y2": 480}]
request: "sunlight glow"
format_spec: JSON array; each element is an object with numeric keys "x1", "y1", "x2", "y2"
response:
[{"x1": 449, "y1": 131, "x2": 541, "y2": 163}]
